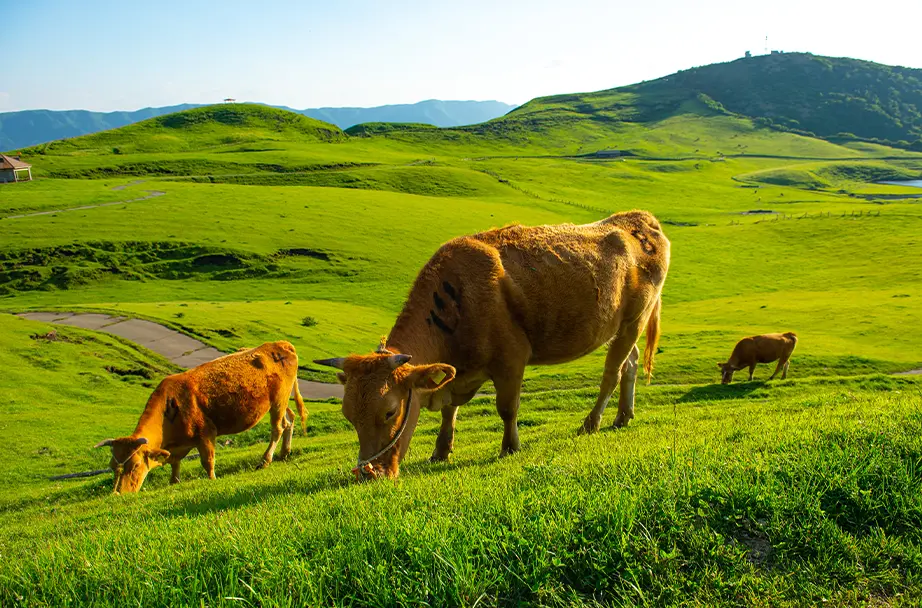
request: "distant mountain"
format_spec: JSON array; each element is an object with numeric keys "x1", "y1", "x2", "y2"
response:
[
  {"x1": 298, "y1": 100, "x2": 515, "y2": 131},
  {"x1": 0, "y1": 100, "x2": 515, "y2": 151}
]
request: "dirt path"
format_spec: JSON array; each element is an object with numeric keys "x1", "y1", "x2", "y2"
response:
[
  {"x1": 3, "y1": 190, "x2": 166, "y2": 220},
  {"x1": 896, "y1": 369, "x2": 922, "y2": 376},
  {"x1": 16, "y1": 312, "x2": 344, "y2": 400}
]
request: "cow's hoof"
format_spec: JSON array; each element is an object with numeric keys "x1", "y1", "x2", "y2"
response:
[
  {"x1": 257, "y1": 461, "x2": 270, "y2": 470},
  {"x1": 429, "y1": 452, "x2": 451, "y2": 463},
  {"x1": 611, "y1": 416, "x2": 632, "y2": 429},
  {"x1": 578, "y1": 416, "x2": 602, "y2": 435},
  {"x1": 278, "y1": 452, "x2": 291, "y2": 462}
]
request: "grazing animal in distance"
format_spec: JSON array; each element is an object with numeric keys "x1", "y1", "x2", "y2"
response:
[
  {"x1": 315, "y1": 210, "x2": 670, "y2": 480},
  {"x1": 718, "y1": 332, "x2": 798, "y2": 384},
  {"x1": 95, "y1": 341, "x2": 307, "y2": 494}
]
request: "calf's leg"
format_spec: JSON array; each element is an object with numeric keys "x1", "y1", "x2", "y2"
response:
[
  {"x1": 259, "y1": 404, "x2": 286, "y2": 469},
  {"x1": 748, "y1": 363, "x2": 756, "y2": 381},
  {"x1": 768, "y1": 358, "x2": 785, "y2": 380},
  {"x1": 198, "y1": 434, "x2": 217, "y2": 480},
  {"x1": 279, "y1": 408, "x2": 295, "y2": 461},
  {"x1": 168, "y1": 447, "x2": 192, "y2": 484}
]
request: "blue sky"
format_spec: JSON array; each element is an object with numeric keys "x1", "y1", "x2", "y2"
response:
[{"x1": 2, "y1": 0, "x2": 921, "y2": 112}]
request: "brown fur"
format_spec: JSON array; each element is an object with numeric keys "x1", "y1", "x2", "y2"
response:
[
  {"x1": 718, "y1": 332, "x2": 798, "y2": 384},
  {"x1": 326, "y1": 210, "x2": 670, "y2": 480},
  {"x1": 96, "y1": 341, "x2": 307, "y2": 493}
]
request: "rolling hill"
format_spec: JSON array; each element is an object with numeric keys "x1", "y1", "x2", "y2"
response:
[
  {"x1": 0, "y1": 100, "x2": 515, "y2": 151},
  {"x1": 2, "y1": 52, "x2": 922, "y2": 606}
]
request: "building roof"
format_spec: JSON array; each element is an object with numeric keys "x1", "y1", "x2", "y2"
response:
[{"x1": 0, "y1": 154, "x2": 31, "y2": 170}]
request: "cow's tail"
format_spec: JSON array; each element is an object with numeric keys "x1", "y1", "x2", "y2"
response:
[
  {"x1": 643, "y1": 296, "x2": 662, "y2": 385},
  {"x1": 292, "y1": 378, "x2": 308, "y2": 433}
]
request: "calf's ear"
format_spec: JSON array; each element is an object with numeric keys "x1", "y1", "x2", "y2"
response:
[
  {"x1": 406, "y1": 364, "x2": 456, "y2": 392},
  {"x1": 146, "y1": 448, "x2": 171, "y2": 465}
]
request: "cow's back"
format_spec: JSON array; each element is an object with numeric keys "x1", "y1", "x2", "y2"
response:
[
  {"x1": 182, "y1": 341, "x2": 298, "y2": 434},
  {"x1": 471, "y1": 211, "x2": 669, "y2": 363}
]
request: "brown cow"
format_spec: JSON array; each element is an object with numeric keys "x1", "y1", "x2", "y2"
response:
[
  {"x1": 315, "y1": 210, "x2": 669, "y2": 480},
  {"x1": 718, "y1": 332, "x2": 798, "y2": 384},
  {"x1": 95, "y1": 341, "x2": 307, "y2": 493}
]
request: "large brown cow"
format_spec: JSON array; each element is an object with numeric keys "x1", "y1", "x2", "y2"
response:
[
  {"x1": 315, "y1": 210, "x2": 669, "y2": 480},
  {"x1": 95, "y1": 341, "x2": 307, "y2": 493},
  {"x1": 718, "y1": 332, "x2": 798, "y2": 384}
]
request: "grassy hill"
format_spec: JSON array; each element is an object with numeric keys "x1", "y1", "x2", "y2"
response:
[
  {"x1": 2, "y1": 55, "x2": 922, "y2": 605},
  {"x1": 23, "y1": 104, "x2": 345, "y2": 156}
]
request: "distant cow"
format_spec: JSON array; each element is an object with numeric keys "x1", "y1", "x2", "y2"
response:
[
  {"x1": 315, "y1": 210, "x2": 669, "y2": 480},
  {"x1": 95, "y1": 341, "x2": 307, "y2": 493},
  {"x1": 718, "y1": 332, "x2": 798, "y2": 384}
]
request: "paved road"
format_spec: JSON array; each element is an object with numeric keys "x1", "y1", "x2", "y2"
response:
[{"x1": 16, "y1": 311, "x2": 344, "y2": 400}]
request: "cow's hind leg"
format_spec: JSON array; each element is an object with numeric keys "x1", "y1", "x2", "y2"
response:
[
  {"x1": 613, "y1": 344, "x2": 641, "y2": 428},
  {"x1": 279, "y1": 408, "x2": 295, "y2": 461},
  {"x1": 748, "y1": 363, "x2": 756, "y2": 381},
  {"x1": 259, "y1": 404, "x2": 286, "y2": 469},
  {"x1": 580, "y1": 338, "x2": 640, "y2": 434},
  {"x1": 430, "y1": 405, "x2": 459, "y2": 462},
  {"x1": 782, "y1": 359, "x2": 790, "y2": 379},
  {"x1": 768, "y1": 358, "x2": 785, "y2": 380}
]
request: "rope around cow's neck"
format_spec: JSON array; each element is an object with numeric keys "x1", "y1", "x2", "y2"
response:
[
  {"x1": 352, "y1": 389, "x2": 413, "y2": 478},
  {"x1": 112, "y1": 443, "x2": 147, "y2": 491}
]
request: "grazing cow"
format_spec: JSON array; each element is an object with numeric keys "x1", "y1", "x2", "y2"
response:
[
  {"x1": 718, "y1": 332, "x2": 798, "y2": 384},
  {"x1": 315, "y1": 210, "x2": 670, "y2": 480},
  {"x1": 95, "y1": 341, "x2": 307, "y2": 494}
]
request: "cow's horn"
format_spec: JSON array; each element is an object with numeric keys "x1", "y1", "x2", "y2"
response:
[
  {"x1": 94, "y1": 439, "x2": 115, "y2": 448},
  {"x1": 387, "y1": 354, "x2": 412, "y2": 369},
  {"x1": 314, "y1": 357, "x2": 346, "y2": 370}
]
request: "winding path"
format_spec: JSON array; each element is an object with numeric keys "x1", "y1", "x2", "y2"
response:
[
  {"x1": 15, "y1": 311, "x2": 344, "y2": 400},
  {"x1": 3, "y1": 190, "x2": 166, "y2": 220}
]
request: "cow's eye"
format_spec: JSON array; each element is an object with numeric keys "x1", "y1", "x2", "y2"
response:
[{"x1": 384, "y1": 408, "x2": 398, "y2": 420}]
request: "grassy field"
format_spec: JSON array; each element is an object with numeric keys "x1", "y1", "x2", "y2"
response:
[{"x1": 2, "y1": 98, "x2": 922, "y2": 605}]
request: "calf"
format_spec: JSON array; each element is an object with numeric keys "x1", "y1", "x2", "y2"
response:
[
  {"x1": 718, "y1": 332, "x2": 798, "y2": 384},
  {"x1": 95, "y1": 341, "x2": 307, "y2": 493}
]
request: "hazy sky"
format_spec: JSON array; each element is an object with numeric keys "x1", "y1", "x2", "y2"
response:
[{"x1": 2, "y1": 0, "x2": 921, "y2": 112}]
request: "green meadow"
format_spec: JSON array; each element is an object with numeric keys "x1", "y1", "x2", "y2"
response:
[{"x1": 2, "y1": 72, "x2": 922, "y2": 605}]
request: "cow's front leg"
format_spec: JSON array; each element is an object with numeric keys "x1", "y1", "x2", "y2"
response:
[
  {"x1": 493, "y1": 367, "x2": 525, "y2": 457},
  {"x1": 430, "y1": 405, "x2": 459, "y2": 462},
  {"x1": 168, "y1": 448, "x2": 191, "y2": 484},
  {"x1": 748, "y1": 364, "x2": 756, "y2": 381}
]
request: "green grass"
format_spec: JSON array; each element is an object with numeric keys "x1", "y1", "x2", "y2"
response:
[
  {"x1": 2, "y1": 314, "x2": 922, "y2": 606},
  {"x1": 2, "y1": 89, "x2": 922, "y2": 604}
]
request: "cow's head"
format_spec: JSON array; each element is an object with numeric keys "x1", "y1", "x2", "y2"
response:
[
  {"x1": 94, "y1": 437, "x2": 170, "y2": 494},
  {"x1": 717, "y1": 362, "x2": 735, "y2": 385},
  {"x1": 315, "y1": 352, "x2": 455, "y2": 480}
]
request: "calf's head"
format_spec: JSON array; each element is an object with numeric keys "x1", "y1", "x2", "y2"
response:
[
  {"x1": 315, "y1": 352, "x2": 454, "y2": 480},
  {"x1": 717, "y1": 362, "x2": 735, "y2": 385},
  {"x1": 94, "y1": 437, "x2": 170, "y2": 494}
]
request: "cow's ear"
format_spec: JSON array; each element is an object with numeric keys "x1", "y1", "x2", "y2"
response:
[
  {"x1": 146, "y1": 448, "x2": 170, "y2": 465},
  {"x1": 716, "y1": 362, "x2": 724, "y2": 369},
  {"x1": 336, "y1": 372, "x2": 347, "y2": 385},
  {"x1": 406, "y1": 364, "x2": 456, "y2": 392}
]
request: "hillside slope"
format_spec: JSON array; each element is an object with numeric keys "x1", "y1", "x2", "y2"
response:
[
  {"x1": 503, "y1": 53, "x2": 922, "y2": 148},
  {"x1": 1, "y1": 100, "x2": 515, "y2": 151},
  {"x1": 22, "y1": 105, "x2": 345, "y2": 156}
]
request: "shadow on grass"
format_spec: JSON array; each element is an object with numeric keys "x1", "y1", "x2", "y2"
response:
[{"x1": 678, "y1": 381, "x2": 769, "y2": 404}]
